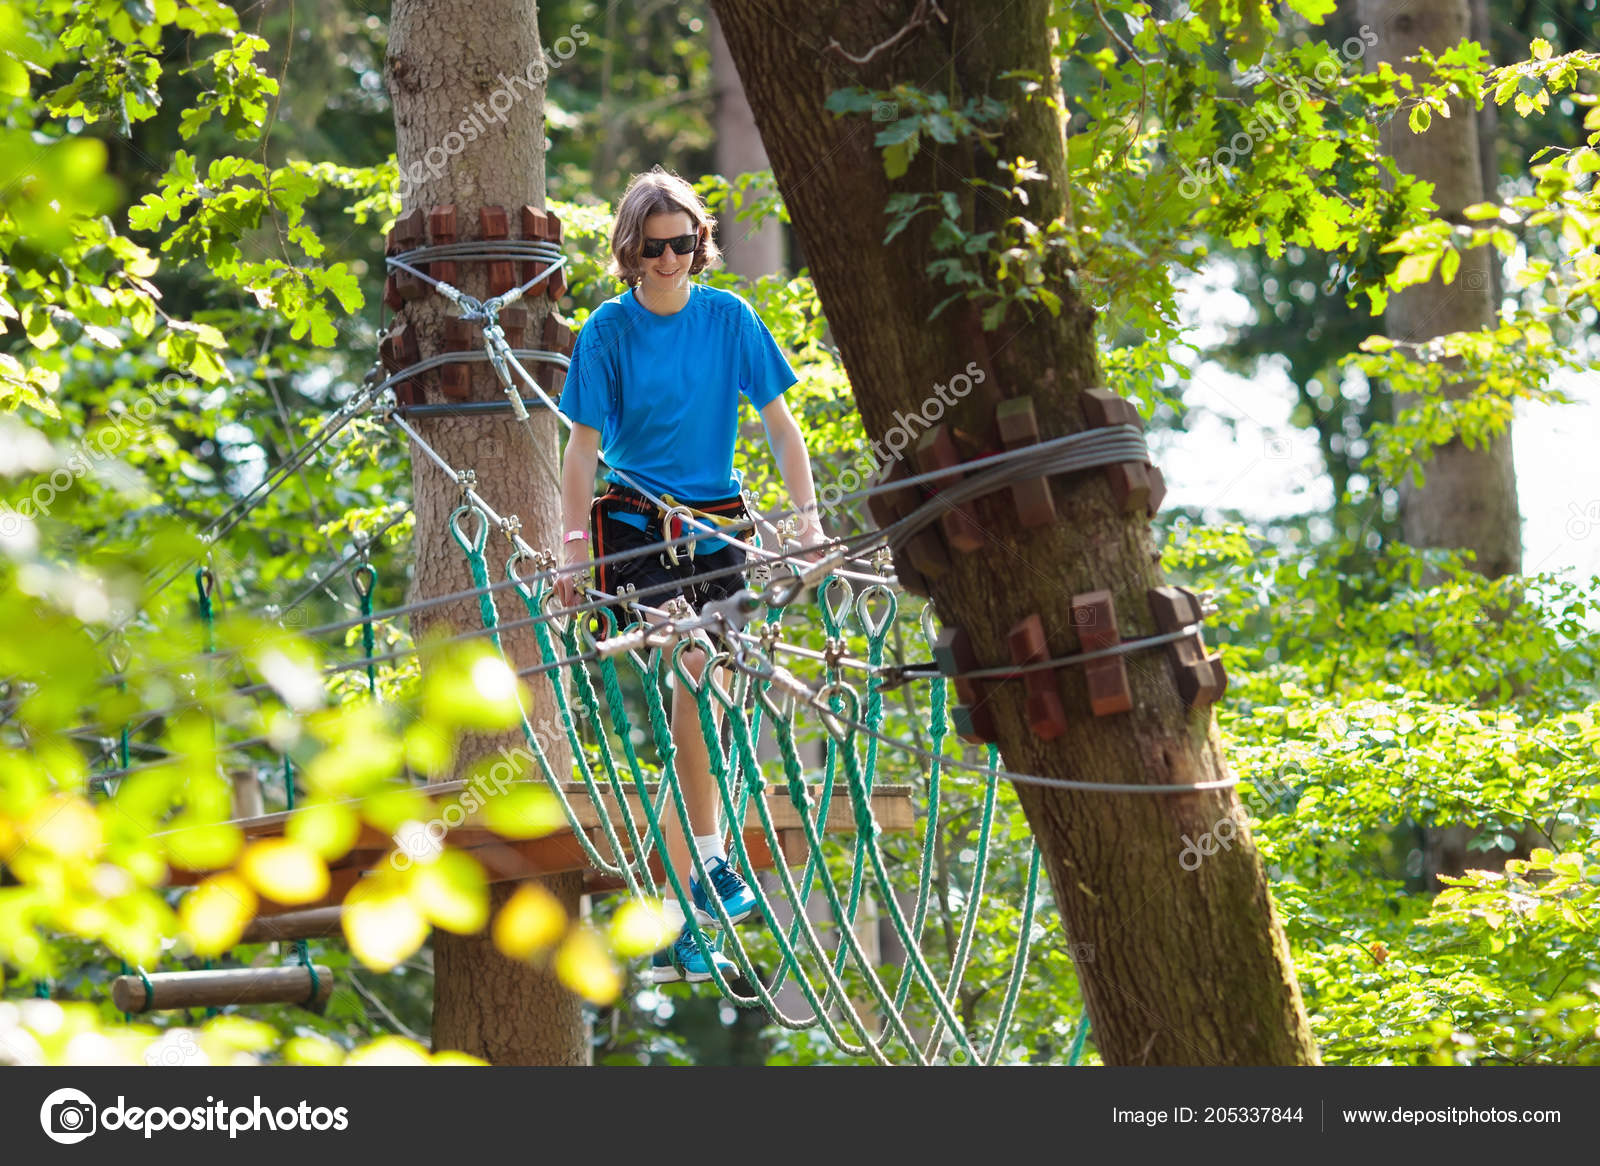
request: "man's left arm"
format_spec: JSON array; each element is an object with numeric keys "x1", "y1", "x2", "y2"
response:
[{"x1": 759, "y1": 395, "x2": 826, "y2": 551}]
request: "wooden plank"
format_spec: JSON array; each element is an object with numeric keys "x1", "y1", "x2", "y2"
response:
[
  {"x1": 169, "y1": 783, "x2": 913, "y2": 845},
  {"x1": 155, "y1": 786, "x2": 914, "y2": 894},
  {"x1": 112, "y1": 965, "x2": 334, "y2": 1013},
  {"x1": 240, "y1": 906, "x2": 345, "y2": 943}
]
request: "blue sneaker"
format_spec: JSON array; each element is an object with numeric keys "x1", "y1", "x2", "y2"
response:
[
  {"x1": 649, "y1": 924, "x2": 736, "y2": 984},
  {"x1": 690, "y1": 856, "x2": 758, "y2": 927}
]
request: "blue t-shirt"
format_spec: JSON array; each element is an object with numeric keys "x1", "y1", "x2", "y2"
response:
[{"x1": 559, "y1": 281, "x2": 798, "y2": 551}]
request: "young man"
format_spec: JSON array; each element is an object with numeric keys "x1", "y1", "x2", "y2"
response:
[{"x1": 556, "y1": 167, "x2": 824, "y2": 983}]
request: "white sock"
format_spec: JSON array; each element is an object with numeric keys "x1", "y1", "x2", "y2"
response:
[
  {"x1": 694, "y1": 832, "x2": 727, "y2": 864},
  {"x1": 661, "y1": 897, "x2": 687, "y2": 931}
]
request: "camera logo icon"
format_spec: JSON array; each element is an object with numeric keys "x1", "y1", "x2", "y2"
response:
[{"x1": 40, "y1": 1087, "x2": 97, "y2": 1144}]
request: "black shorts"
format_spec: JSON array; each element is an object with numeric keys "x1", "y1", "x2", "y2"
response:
[{"x1": 590, "y1": 490, "x2": 749, "y2": 630}]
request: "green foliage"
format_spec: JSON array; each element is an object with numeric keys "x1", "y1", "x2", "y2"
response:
[{"x1": 3, "y1": 0, "x2": 1600, "y2": 1069}]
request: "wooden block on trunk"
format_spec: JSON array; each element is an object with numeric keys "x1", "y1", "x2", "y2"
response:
[
  {"x1": 1081, "y1": 388, "x2": 1160, "y2": 517},
  {"x1": 994, "y1": 396, "x2": 1055, "y2": 527},
  {"x1": 479, "y1": 204, "x2": 515, "y2": 295},
  {"x1": 1148, "y1": 585, "x2": 1224, "y2": 709},
  {"x1": 1008, "y1": 612, "x2": 1068, "y2": 739},
  {"x1": 441, "y1": 317, "x2": 474, "y2": 399},
  {"x1": 427, "y1": 203, "x2": 458, "y2": 287},
  {"x1": 542, "y1": 311, "x2": 572, "y2": 355},
  {"x1": 866, "y1": 460, "x2": 941, "y2": 595},
  {"x1": 935, "y1": 626, "x2": 998, "y2": 743},
  {"x1": 501, "y1": 306, "x2": 529, "y2": 352},
  {"x1": 379, "y1": 322, "x2": 421, "y2": 406},
  {"x1": 388, "y1": 208, "x2": 426, "y2": 301},
  {"x1": 1071, "y1": 589, "x2": 1132, "y2": 716},
  {"x1": 915, "y1": 424, "x2": 985, "y2": 552}
]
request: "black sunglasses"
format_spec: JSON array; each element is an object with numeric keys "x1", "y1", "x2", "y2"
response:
[{"x1": 640, "y1": 233, "x2": 698, "y2": 259}]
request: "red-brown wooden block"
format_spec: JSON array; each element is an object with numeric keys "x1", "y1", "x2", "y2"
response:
[
  {"x1": 1008, "y1": 613, "x2": 1068, "y2": 739},
  {"x1": 1071, "y1": 590, "x2": 1132, "y2": 717},
  {"x1": 479, "y1": 205, "x2": 515, "y2": 295},
  {"x1": 427, "y1": 204, "x2": 458, "y2": 288},
  {"x1": 1102, "y1": 461, "x2": 1154, "y2": 514},
  {"x1": 994, "y1": 396, "x2": 1055, "y2": 527},
  {"x1": 1080, "y1": 389, "x2": 1141, "y2": 430},
  {"x1": 501, "y1": 306, "x2": 529, "y2": 353},
  {"x1": 542, "y1": 312, "x2": 572, "y2": 356},
  {"x1": 383, "y1": 273, "x2": 404, "y2": 310},
  {"x1": 1146, "y1": 464, "x2": 1168, "y2": 517},
  {"x1": 1148, "y1": 586, "x2": 1225, "y2": 709},
  {"x1": 520, "y1": 205, "x2": 549, "y2": 286},
  {"x1": 915, "y1": 424, "x2": 985, "y2": 552},
  {"x1": 441, "y1": 317, "x2": 474, "y2": 399},
  {"x1": 379, "y1": 322, "x2": 421, "y2": 405},
  {"x1": 535, "y1": 311, "x2": 569, "y2": 396},
  {"x1": 388, "y1": 208, "x2": 426, "y2": 301},
  {"x1": 546, "y1": 262, "x2": 567, "y2": 302},
  {"x1": 934, "y1": 627, "x2": 997, "y2": 744},
  {"x1": 866, "y1": 460, "x2": 942, "y2": 595},
  {"x1": 1081, "y1": 389, "x2": 1160, "y2": 516}
]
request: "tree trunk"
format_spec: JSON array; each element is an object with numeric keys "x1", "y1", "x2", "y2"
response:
[
  {"x1": 710, "y1": 11, "x2": 785, "y2": 279},
  {"x1": 1364, "y1": 0, "x2": 1527, "y2": 889},
  {"x1": 711, "y1": 0, "x2": 1317, "y2": 1065},
  {"x1": 386, "y1": 0, "x2": 588, "y2": 1066},
  {"x1": 1362, "y1": 0, "x2": 1521, "y2": 580}
]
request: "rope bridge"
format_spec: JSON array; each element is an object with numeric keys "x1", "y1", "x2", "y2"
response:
[{"x1": 16, "y1": 209, "x2": 1235, "y2": 1065}]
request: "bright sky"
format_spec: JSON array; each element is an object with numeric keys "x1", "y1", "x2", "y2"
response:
[{"x1": 1158, "y1": 276, "x2": 1600, "y2": 586}]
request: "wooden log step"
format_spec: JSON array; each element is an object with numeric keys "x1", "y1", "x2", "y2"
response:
[
  {"x1": 111, "y1": 965, "x2": 333, "y2": 1014},
  {"x1": 239, "y1": 906, "x2": 345, "y2": 943}
]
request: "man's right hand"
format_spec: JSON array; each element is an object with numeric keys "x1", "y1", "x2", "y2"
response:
[{"x1": 555, "y1": 536, "x2": 590, "y2": 610}]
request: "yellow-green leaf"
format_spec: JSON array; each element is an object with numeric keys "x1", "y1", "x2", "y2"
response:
[
  {"x1": 179, "y1": 873, "x2": 256, "y2": 956},
  {"x1": 237, "y1": 838, "x2": 329, "y2": 905},
  {"x1": 609, "y1": 898, "x2": 675, "y2": 958},
  {"x1": 408, "y1": 849, "x2": 488, "y2": 934},
  {"x1": 491, "y1": 881, "x2": 567, "y2": 960},
  {"x1": 344, "y1": 879, "x2": 428, "y2": 972},
  {"x1": 285, "y1": 801, "x2": 361, "y2": 861},
  {"x1": 553, "y1": 926, "x2": 622, "y2": 1004}
]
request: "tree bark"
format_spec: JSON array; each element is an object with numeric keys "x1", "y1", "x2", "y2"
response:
[
  {"x1": 1365, "y1": 0, "x2": 1527, "y2": 889},
  {"x1": 711, "y1": 0, "x2": 1317, "y2": 1065},
  {"x1": 710, "y1": 11, "x2": 786, "y2": 279},
  {"x1": 386, "y1": 0, "x2": 588, "y2": 1066},
  {"x1": 1363, "y1": 0, "x2": 1521, "y2": 580}
]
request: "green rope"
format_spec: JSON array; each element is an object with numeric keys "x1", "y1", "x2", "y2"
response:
[
  {"x1": 894, "y1": 606, "x2": 946, "y2": 1014},
  {"x1": 645, "y1": 642, "x2": 903, "y2": 1060},
  {"x1": 464, "y1": 521, "x2": 641, "y2": 886},
  {"x1": 985, "y1": 843, "x2": 1042, "y2": 1065},
  {"x1": 707, "y1": 659, "x2": 924, "y2": 1060},
  {"x1": 195, "y1": 567, "x2": 216, "y2": 653},
  {"x1": 828, "y1": 683, "x2": 978, "y2": 1062},
  {"x1": 354, "y1": 562, "x2": 379, "y2": 698},
  {"x1": 590, "y1": 621, "x2": 668, "y2": 873},
  {"x1": 617, "y1": 641, "x2": 883, "y2": 1055},
  {"x1": 922, "y1": 744, "x2": 999, "y2": 1059},
  {"x1": 560, "y1": 616, "x2": 655, "y2": 897},
  {"x1": 767, "y1": 582, "x2": 849, "y2": 997},
  {"x1": 1067, "y1": 1012, "x2": 1091, "y2": 1065}
]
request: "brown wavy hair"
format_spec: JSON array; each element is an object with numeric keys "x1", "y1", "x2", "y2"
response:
[{"x1": 607, "y1": 166, "x2": 721, "y2": 288}]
